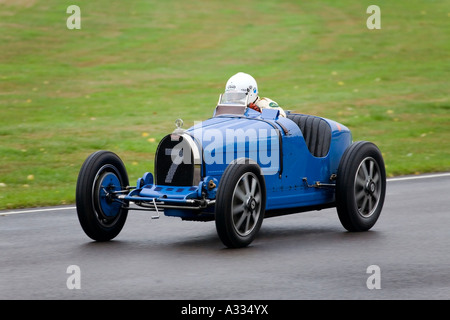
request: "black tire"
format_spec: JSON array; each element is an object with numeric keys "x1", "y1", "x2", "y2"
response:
[
  {"x1": 76, "y1": 150, "x2": 129, "y2": 241},
  {"x1": 336, "y1": 141, "x2": 386, "y2": 232},
  {"x1": 215, "y1": 160, "x2": 266, "y2": 248}
]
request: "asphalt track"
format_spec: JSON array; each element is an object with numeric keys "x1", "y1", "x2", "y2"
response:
[{"x1": 1, "y1": 173, "x2": 449, "y2": 301}]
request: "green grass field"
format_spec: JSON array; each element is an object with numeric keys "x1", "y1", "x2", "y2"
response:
[{"x1": 0, "y1": 0, "x2": 449, "y2": 209}]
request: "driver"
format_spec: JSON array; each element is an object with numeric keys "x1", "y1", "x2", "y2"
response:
[{"x1": 221, "y1": 72, "x2": 286, "y2": 117}]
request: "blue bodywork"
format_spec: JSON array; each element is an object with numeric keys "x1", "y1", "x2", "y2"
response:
[{"x1": 123, "y1": 107, "x2": 352, "y2": 220}]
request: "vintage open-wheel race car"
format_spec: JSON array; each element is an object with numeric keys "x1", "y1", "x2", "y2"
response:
[{"x1": 76, "y1": 94, "x2": 386, "y2": 248}]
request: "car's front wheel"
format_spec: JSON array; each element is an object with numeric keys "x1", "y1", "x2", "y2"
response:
[
  {"x1": 215, "y1": 160, "x2": 266, "y2": 248},
  {"x1": 76, "y1": 150, "x2": 129, "y2": 241}
]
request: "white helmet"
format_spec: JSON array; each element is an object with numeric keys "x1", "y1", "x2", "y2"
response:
[{"x1": 221, "y1": 72, "x2": 258, "y2": 105}]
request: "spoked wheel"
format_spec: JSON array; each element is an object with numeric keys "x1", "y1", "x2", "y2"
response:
[
  {"x1": 336, "y1": 141, "x2": 386, "y2": 231},
  {"x1": 215, "y1": 160, "x2": 266, "y2": 248},
  {"x1": 354, "y1": 157, "x2": 382, "y2": 217},
  {"x1": 76, "y1": 150, "x2": 129, "y2": 241}
]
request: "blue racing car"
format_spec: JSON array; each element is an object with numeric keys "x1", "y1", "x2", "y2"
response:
[{"x1": 76, "y1": 95, "x2": 386, "y2": 248}]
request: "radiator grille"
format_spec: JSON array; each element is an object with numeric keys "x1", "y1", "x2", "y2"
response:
[{"x1": 155, "y1": 134, "x2": 195, "y2": 186}]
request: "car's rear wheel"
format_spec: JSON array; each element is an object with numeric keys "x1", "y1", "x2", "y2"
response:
[
  {"x1": 215, "y1": 160, "x2": 266, "y2": 248},
  {"x1": 76, "y1": 150, "x2": 129, "y2": 241},
  {"x1": 336, "y1": 141, "x2": 386, "y2": 231}
]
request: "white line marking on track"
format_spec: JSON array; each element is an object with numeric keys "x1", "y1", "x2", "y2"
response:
[
  {"x1": 1, "y1": 173, "x2": 449, "y2": 215},
  {"x1": 0, "y1": 206, "x2": 76, "y2": 216},
  {"x1": 387, "y1": 172, "x2": 450, "y2": 182}
]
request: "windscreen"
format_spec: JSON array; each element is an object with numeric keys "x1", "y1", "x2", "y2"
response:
[{"x1": 220, "y1": 91, "x2": 248, "y2": 105}]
